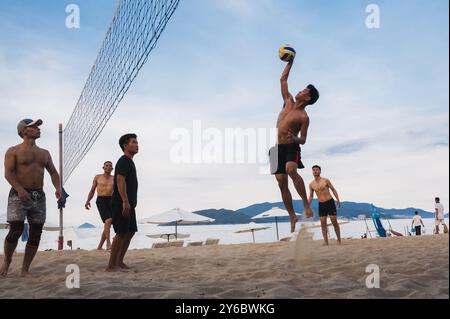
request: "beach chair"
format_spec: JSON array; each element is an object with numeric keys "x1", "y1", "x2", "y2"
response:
[
  {"x1": 152, "y1": 242, "x2": 169, "y2": 249},
  {"x1": 168, "y1": 240, "x2": 184, "y2": 247},
  {"x1": 187, "y1": 241, "x2": 203, "y2": 247},
  {"x1": 205, "y1": 238, "x2": 220, "y2": 245}
]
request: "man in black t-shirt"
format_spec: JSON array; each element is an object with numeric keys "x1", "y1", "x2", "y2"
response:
[{"x1": 106, "y1": 133, "x2": 139, "y2": 272}]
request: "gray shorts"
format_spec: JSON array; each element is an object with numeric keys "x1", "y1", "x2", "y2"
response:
[{"x1": 7, "y1": 188, "x2": 46, "y2": 224}]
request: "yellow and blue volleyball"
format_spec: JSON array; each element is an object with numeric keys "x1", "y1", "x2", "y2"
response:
[{"x1": 279, "y1": 44, "x2": 296, "y2": 62}]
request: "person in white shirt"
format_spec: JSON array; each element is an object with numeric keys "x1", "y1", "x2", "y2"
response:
[
  {"x1": 411, "y1": 211, "x2": 425, "y2": 236},
  {"x1": 434, "y1": 197, "x2": 448, "y2": 234}
]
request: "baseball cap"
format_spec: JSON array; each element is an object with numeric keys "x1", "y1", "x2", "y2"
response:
[{"x1": 17, "y1": 119, "x2": 43, "y2": 137}]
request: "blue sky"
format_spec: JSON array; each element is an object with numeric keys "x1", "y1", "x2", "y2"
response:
[{"x1": 0, "y1": 0, "x2": 448, "y2": 226}]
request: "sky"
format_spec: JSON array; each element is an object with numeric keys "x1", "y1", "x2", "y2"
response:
[{"x1": 0, "y1": 0, "x2": 448, "y2": 226}]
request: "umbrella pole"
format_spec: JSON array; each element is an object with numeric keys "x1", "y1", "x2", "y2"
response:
[
  {"x1": 252, "y1": 230, "x2": 255, "y2": 243},
  {"x1": 275, "y1": 217, "x2": 279, "y2": 241},
  {"x1": 175, "y1": 221, "x2": 178, "y2": 240}
]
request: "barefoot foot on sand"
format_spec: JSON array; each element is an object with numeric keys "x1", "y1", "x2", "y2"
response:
[
  {"x1": 290, "y1": 215, "x2": 299, "y2": 233},
  {"x1": 105, "y1": 266, "x2": 119, "y2": 272},
  {"x1": 20, "y1": 270, "x2": 33, "y2": 278},
  {"x1": 1, "y1": 260, "x2": 12, "y2": 277},
  {"x1": 118, "y1": 263, "x2": 131, "y2": 270}
]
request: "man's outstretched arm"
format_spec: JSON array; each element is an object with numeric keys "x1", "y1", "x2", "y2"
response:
[
  {"x1": 308, "y1": 184, "x2": 314, "y2": 205},
  {"x1": 327, "y1": 179, "x2": 341, "y2": 208},
  {"x1": 85, "y1": 177, "x2": 98, "y2": 210},
  {"x1": 280, "y1": 58, "x2": 294, "y2": 101},
  {"x1": 45, "y1": 151, "x2": 61, "y2": 199}
]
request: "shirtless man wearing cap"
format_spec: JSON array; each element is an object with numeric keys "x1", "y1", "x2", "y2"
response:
[
  {"x1": 269, "y1": 56, "x2": 319, "y2": 233},
  {"x1": 1, "y1": 119, "x2": 61, "y2": 277}
]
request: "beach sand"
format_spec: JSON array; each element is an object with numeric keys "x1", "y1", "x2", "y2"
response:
[{"x1": 0, "y1": 234, "x2": 448, "y2": 299}]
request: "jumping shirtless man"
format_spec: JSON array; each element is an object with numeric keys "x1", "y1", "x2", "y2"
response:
[
  {"x1": 1, "y1": 119, "x2": 61, "y2": 277},
  {"x1": 308, "y1": 165, "x2": 341, "y2": 245},
  {"x1": 270, "y1": 56, "x2": 319, "y2": 233},
  {"x1": 85, "y1": 161, "x2": 114, "y2": 250}
]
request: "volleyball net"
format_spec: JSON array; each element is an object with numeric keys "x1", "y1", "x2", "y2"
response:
[{"x1": 62, "y1": 0, "x2": 181, "y2": 184}]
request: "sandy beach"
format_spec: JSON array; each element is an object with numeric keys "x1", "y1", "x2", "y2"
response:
[{"x1": 0, "y1": 234, "x2": 448, "y2": 299}]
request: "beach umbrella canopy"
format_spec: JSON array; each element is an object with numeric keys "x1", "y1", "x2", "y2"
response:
[
  {"x1": 43, "y1": 222, "x2": 62, "y2": 231},
  {"x1": 252, "y1": 208, "x2": 300, "y2": 241},
  {"x1": 235, "y1": 222, "x2": 271, "y2": 243},
  {"x1": 140, "y1": 208, "x2": 214, "y2": 239}
]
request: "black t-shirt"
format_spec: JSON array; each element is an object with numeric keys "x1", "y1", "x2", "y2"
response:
[{"x1": 112, "y1": 155, "x2": 138, "y2": 208}]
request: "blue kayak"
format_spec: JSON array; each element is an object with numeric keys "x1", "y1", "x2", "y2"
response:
[{"x1": 371, "y1": 205, "x2": 386, "y2": 237}]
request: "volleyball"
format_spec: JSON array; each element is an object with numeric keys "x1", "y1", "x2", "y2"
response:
[{"x1": 279, "y1": 44, "x2": 296, "y2": 62}]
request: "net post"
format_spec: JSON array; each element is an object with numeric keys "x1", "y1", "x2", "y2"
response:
[{"x1": 58, "y1": 123, "x2": 64, "y2": 250}]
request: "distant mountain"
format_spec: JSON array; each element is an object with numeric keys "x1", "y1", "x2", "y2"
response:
[
  {"x1": 78, "y1": 223, "x2": 96, "y2": 229},
  {"x1": 192, "y1": 209, "x2": 252, "y2": 225},
  {"x1": 189, "y1": 201, "x2": 438, "y2": 225},
  {"x1": 236, "y1": 200, "x2": 436, "y2": 220}
]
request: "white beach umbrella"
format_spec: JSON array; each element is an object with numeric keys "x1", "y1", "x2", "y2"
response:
[
  {"x1": 140, "y1": 208, "x2": 214, "y2": 239},
  {"x1": 252, "y1": 208, "x2": 300, "y2": 241},
  {"x1": 43, "y1": 222, "x2": 62, "y2": 231},
  {"x1": 235, "y1": 222, "x2": 271, "y2": 243}
]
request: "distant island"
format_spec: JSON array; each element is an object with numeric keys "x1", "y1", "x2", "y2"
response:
[{"x1": 188, "y1": 200, "x2": 440, "y2": 225}]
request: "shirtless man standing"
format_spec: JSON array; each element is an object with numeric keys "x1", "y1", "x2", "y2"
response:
[
  {"x1": 308, "y1": 165, "x2": 341, "y2": 245},
  {"x1": 270, "y1": 56, "x2": 319, "y2": 232},
  {"x1": 1, "y1": 119, "x2": 61, "y2": 277},
  {"x1": 85, "y1": 161, "x2": 114, "y2": 250}
]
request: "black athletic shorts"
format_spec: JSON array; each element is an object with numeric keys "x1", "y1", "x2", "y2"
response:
[
  {"x1": 111, "y1": 202, "x2": 138, "y2": 234},
  {"x1": 96, "y1": 196, "x2": 112, "y2": 223},
  {"x1": 415, "y1": 226, "x2": 422, "y2": 236},
  {"x1": 318, "y1": 198, "x2": 337, "y2": 217},
  {"x1": 269, "y1": 143, "x2": 305, "y2": 175}
]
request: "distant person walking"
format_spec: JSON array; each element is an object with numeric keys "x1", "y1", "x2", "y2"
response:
[
  {"x1": 434, "y1": 197, "x2": 448, "y2": 234},
  {"x1": 411, "y1": 211, "x2": 425, "y2": 236}
]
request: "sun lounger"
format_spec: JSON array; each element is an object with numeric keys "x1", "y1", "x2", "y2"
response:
[
  {"x1": 168, "y1": 240, "x2": 184, "y2": 247},
  {"x1": 187, "y1": 241, "x2": 203, "y2": 247},
  {"x1": 205, "y1": 238, "x2": 220, "y2": 245},
  {"x1": 152, "y1": 242, "x2": 169, "y2": 249}
]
